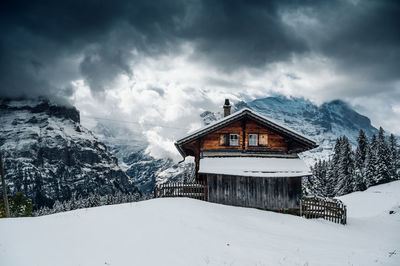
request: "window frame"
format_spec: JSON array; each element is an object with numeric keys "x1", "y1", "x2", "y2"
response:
[
  {"x1": 229, "y1": 133, "x2": 240, "y2": 146},
  {"x1": 248, "y1": 134, "x2": 258, "y2": 146}
]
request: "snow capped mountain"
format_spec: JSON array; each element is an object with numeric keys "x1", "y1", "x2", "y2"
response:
[
  {"x1": 202, "y1": 96, "x2": 379, "y2": 165},
  {"x1": 248, "y1": 96, "x2": 378, "y2": 163},
  {"x1": 91, "y1": 122, "x2": 193, "y2": 195},
  {"x1": 0, "y1": 98, "x2": 140, "y2": 208}
]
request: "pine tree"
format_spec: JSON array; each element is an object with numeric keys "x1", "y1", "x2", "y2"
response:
[
  {"x1": 388, "y1": 134, "x2": 399, "y2": 180},
  {"x1": 354, "y1": 169, "x2": 366, "y2": 191},
  {"x1": 329, "y1": 137, "x2": 343, "y2": 192},
  {"x1": 309, "y1": 161, "x2": 317, "y2": 194},
  {"x1": 398, "y1": 143, "x2": 400, "y2": 179},
  {"x1": 355, "y1": 130, "x2": 368, "y2": 170},
  {"x1": 93, "y1": 193, "x2": 101, "y2": 207},
  {"x1": 106, "y1": 194, "x2": 113, "y2": 205},
  {"x1": 310, "y1": 160, "x2": 326, "y2": 196},
  {"x1": 354, "y1": 130, "x2": 369, "y2": 191},
  {"x1": 52, "y1": 200, "x2": 64, "y2": 213},
  {"x1": 69, "y1": 193, "x2": 78, "y2": 210},
  {"x1": 318, "y1": 160, "x2": 329, "y2": 197},
  {"x1": 325, "y1": 159, "x2": 336, "y2": 197},
  {"x1": 335, "y1": 136, "x2": 355, "y2": 196},
  {"x1": 365, "y1": 134, "x2": 378, "y2": 186},
  {"x1": 87, "y1": 193, "x2": 96, "y2": 207},
  {"x1": 375, "y1": 127, "x2": 391, "y2": 184}
]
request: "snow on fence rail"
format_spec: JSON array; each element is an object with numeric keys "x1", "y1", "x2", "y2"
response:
[
  {"x1": 300, "y1": 196, "x2": 347, "y2": 225},
  {"x1": 153, "y1": 182, "x2": 207, "y2": 201}
]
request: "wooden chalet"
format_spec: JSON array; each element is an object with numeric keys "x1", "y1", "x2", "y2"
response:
[{"x1": 175, "y1": 99, "x2": 318, "y2": 211}]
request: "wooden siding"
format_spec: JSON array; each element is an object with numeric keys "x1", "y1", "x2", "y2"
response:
[
  {"x1": 207, "y1": 174, "x2": 302, "y2": 210},
  {"x1": 200, "y1": 121, "x2": 243, "y2": 150},
  {"x1": 244, "y1": 120, "x2": 288, "y2": 151},
  {"x1": 198, "y1": 118, "x2": 288, "y2": 152}
]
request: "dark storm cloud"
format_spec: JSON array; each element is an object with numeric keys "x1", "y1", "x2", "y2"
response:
[
  {"x1": 309, "y1": 0, "x2": 400, "y2": 82},
  {"x1": 179, "y1": 0, "x2": 308, "y2": 69},
  {"x1": 0, "y1": 0, "x2": 399, "y2": 101},
  {"x1": 0, "y1": 0, "x2": 187, "y2": 100}
]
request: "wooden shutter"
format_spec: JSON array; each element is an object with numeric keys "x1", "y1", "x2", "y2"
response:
[
  {"x1": 259, "y1": 134, "x2": 268, "y2": 146},
  {"x1": 219, "y1": 134, "x2": 228, "y2": 146}
]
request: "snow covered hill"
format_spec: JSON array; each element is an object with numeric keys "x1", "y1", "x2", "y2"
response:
[
  {"x1": 0, "y1": 98, "x2": 140, "y2": 208},
  {"x1": 1, "y1": 181, "x2": 399, "y2": 266}
]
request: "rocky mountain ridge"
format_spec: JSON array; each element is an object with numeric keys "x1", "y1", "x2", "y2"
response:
[{"x1": 0, "y1": 98, "x2": 140, "y2": 208}]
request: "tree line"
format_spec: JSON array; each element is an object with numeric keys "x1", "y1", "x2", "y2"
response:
[
  {"x1": 34, "y1": 192, "x2": 140, "y2": 216},
  {"x1": 305, "y1": 127, "x2": 400, "y2": 197},
  {"x1": 0, "y1": 192, "x2": 34, "y2": 218},
  {"x1": 1, "y1": 190, "x2": 143, "y2": 218}
]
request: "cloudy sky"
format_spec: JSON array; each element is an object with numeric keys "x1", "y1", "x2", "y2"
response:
[{"x1": 1, "y1": 0, "x2": 399, "y2": 159}]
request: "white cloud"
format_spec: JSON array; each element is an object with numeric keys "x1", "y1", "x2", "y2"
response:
[{"x1": 72, "y1": 44, "x2": 400, "y2": 161}]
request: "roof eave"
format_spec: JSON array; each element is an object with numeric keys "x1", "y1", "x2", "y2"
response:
[
  {"x1": 245, "y1": 111, "x2": 317, "y2": 149},
  {"x1": 174, "y1": 142, "x2": 186, "y2": 159},
  {"x1": 175, "y1": 108, "x2": 319, "y2": 152},
  {"x1": 176, "y1": 111, "x2": 246, "y2": 145}
]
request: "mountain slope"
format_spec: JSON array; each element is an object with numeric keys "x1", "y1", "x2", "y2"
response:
[
  {"x1": 1, "y1": 181, "x2": 399, "y2": 266},
  {"x1": 247, "y1": 97, "x2": 379, "y2": 163},
  {"x1": 0, "y1": 98, "x2": 140, "y2": 208},
  {"x1": 244, "y1": 96, "x2": 377, "y2": 145},
  {"x1": 202, "y1": 96, "x2": 379, "y2": 164},
  {"x1": 91, "y1": 122, "x2": 193, "y2": 195}
]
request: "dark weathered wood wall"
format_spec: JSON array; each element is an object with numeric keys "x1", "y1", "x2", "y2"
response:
[
  {"x1": 198, "y1": 119, "x2": 289, "y2": 152},
  {"x1": 244, "y1": 120, "x2": 288, "y2": 151},
  {"x1": 201, "y1": 121, "x2": 244, "y2": 150},
  {"x1": 207, "y1": 174, "x2": 302, "y2": 210}
]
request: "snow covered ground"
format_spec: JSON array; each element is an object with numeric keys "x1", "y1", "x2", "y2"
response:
[{"x1": 1, "y1": 181, "x2": 399, "y2": 266}]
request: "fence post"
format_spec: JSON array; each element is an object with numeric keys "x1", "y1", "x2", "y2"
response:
[
  {"x1": 154, "y1": 186, "x2": 158, "y2": 198},
  {"x1": 205, "y1": 182, "x2": 207, "y2": 201},
  {"x1": 299, "y1": 198, "x2": 302, "y2": 217}
]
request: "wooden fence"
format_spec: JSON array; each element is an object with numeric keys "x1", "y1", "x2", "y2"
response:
[
  {"x1": 300, "y1": 196, "x2": 347, "y2": 225},
  {"x1": 153, "y1": 182, "x2": 207, "y2": 201}
]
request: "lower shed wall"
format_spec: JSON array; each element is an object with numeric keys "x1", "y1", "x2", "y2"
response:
[{"x1": 206, "y1": 174, "x2": 302, "y2": 210}]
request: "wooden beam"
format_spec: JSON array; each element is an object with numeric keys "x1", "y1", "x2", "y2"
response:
[
  {"x1": 195, "y1": 139, "x2": 201, "y2": 180},
  {"x1": 242, "y1": 118, "x2": 246, "y2": 150}
]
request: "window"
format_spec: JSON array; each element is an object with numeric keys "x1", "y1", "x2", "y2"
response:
[
  {"x1": 259, "y1": 134, "x2": 268, "y2": 146},
  {"x1": 248, "y1": 134, "x2": 258, "y2": 146},
  {"x1": 229, "y1": 134, "x2": 239, "y2": 146}
]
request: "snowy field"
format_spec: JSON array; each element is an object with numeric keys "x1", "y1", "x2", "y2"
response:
[{"x1": 1, "y1": 181, "x2": 400, "y2": 266}]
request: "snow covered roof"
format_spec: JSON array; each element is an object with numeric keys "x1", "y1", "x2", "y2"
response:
[
  {"x1": 198, "y1": 157, "x2": 311, "y2": 177},
  {"x1": 175, "y1": 108, "x2": 318, "y2": 158}
]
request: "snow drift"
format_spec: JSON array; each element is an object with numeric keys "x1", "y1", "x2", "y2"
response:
[{"x1": 1, "y1": 181, "x2": 399, "y2": 266}]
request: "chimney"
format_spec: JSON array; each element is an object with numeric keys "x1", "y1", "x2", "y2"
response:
[{"x1": 223, "y1": 99, "x2": 231, "y2": 117}]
